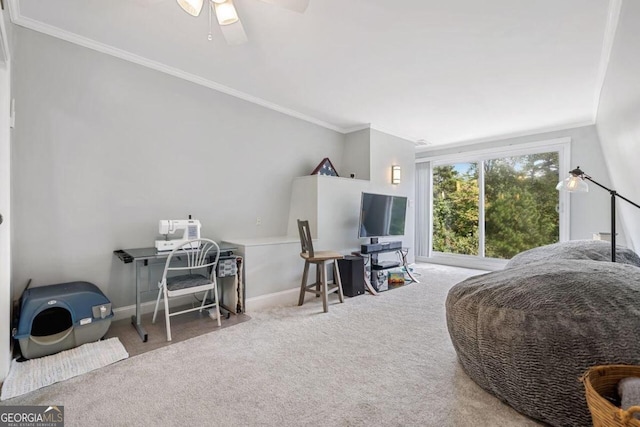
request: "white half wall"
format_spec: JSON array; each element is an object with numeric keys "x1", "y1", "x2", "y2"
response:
[
  {"x1": 10, "y1": 27, "x2": 345, "y2": 309},
  {"x1": 288, "y1": 175, "x2": 372, "y2": 253},
  {"x1": 274, "y1": 130, "x2": 418, "y2": 304},
  {"x1": 596, "y1": 0, "x2": 640, "y2": 252},
  {"x1": 287, "y1": 129, "x2": 417, "y2": 264}
]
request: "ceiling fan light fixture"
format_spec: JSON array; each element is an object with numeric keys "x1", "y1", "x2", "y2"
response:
[
  {"x1": 177, "y1": 0, "x2": 204, "y2": 16},
  {"x1": 214, "y1": 0, "x2": 240, "y2": 25}
]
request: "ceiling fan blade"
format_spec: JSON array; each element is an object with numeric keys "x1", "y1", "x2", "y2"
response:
[
  {"x1": 258, "y1": 0, "x2": 310, "y2": 13},
  {"x1": 219, "y1": 20, "x2": 249, "y2": 45},
  {"x1": 214, "y1": 0, "x2": 240, "y2": 25},
  {"x1": 177, "y1": 0, "x2": 204, "y2": 16}
]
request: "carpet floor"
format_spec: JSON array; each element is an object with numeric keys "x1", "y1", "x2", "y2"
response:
[
  {"x1": 104, "y1": 307, "x2": 251, "y2": 358},
  {"x1": 0, "y1": 264, "x2": 543, "y2": 426}
]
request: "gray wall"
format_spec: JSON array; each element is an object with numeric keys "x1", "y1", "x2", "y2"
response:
[
  {"x1": 596, "y1": 0, "x2": 640, "y2": 252},
  {"x1": 416, "y1": 125, "x2": 614, "y2": 243},
  {"x1": 0, "y1": 8, "x2": 12, "y2": 383},
  {"x1": 11, "y1": 28, "x2": 345, "y2": 308}
]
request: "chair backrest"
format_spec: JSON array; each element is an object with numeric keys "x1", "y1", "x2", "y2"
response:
[
  {"x1": 162, "y1": 238, "x2": 221, "y2": 281},
  {"x1": 297, "y1": 219, "x2": 314, "y2": 258}
]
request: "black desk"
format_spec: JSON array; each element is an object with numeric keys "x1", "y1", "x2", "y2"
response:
[{"x1": 114, "y1": 245, "x2": 242, "y2": 342}]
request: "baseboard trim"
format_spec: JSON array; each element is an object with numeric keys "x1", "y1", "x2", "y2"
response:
[
  {"x1": 113, "y1": 286, "x2": 328, "y2": 320},
  {"x1": 245, "y1": 282, "x2": 344, "y2": 312},
  {"x1": 244, "y1": 287, "x2": 300, "y2": 312}
]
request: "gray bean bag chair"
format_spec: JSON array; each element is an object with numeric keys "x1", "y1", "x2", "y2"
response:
[
  {"x1": 446, "y1": 259, "x2": 640, "y2": 427},
  {"x1": 506, "y1": 239, "x2": 640, "y2": 268}
]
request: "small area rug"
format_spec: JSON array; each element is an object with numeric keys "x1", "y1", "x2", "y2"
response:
[{"x1": 0, "y1": 338, "x2": 128, "y2": 401}]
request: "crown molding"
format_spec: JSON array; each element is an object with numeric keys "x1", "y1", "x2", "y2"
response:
[
  {"x1": 341, "y1": 123, "x2": 424, "y2": 147},
  {"x1": 6, "y1": 4, "x2": 437, "y2": 144},
  {"x1": 8, "y1": 4, "x2": 348, "y2": 133},
  {"x1": 368, "y1": 125, "x2": 420, "y2": 145},
  {"x1": 341, "y1": 123, "x2": 371, "y2": 134},
  {"x1": 0, "y1": 9, "x2": 10, "y2": 66},
  {"x1": 7, "y1": 0, "x2": 19, "y2": 23},
  {"x1": 8, "y1": 2, "x2": 599, "y2": 149},
  {"x1": 415, "y1": 120, "x2": 595, "y2": 153},
  {"x1": 592, "y1": 0, "x2": 622, "y2": 122}
]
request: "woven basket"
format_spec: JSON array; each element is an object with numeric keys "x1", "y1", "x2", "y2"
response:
[{"x1": 583, "y1": 365, "x2": 640, "y2": 427}]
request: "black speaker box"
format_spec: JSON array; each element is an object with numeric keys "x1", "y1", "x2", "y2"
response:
[
  {"x1": 361, "y1": 243, "x2": 382, "y2": 254},
  {"x1": 338, "y1": 256, "x2": 365, "y2": 297}
]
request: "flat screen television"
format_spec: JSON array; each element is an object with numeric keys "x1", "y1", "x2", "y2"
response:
[{"x1": 358, "y1": 192, "x2": 408, "y2": 239}]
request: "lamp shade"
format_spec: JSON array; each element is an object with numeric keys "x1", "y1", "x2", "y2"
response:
[
  {"x1": 556, "y1": 174, "x2": 589, "y2": 193},
  {"x1": 215, "y1": 0, "x2": 240, "y2": 25},
  {"x1": 177, "y1": 0, "x2": 204, "y2": 16}
]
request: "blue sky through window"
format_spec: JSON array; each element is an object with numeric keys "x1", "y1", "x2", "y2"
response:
[{"x1": 453, "y1": 163, "x2": 473, "y2": 175}]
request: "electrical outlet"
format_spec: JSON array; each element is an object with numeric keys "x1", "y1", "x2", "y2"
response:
[{"x1": 256, "y1": 217, "x2": 262, "y2": 226}]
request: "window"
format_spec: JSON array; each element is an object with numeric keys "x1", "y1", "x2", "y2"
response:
[
  {"x1": 432, "y1": 163, "x2": 479, "y2": 256},
  {"x1": 416, "y1": 138, "x2": 570, "y2": 268},
  {"x1": 484, "y1": 153, "x2": 560, "y2": 259}
]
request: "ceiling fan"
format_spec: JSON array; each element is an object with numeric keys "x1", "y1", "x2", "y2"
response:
[{"x1": 177, "y1": 0, "x2": 310, "y2": 45}]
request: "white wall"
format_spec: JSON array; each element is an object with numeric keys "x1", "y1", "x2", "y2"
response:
[
  {"x1": 287, "y1": 128, "x2": 417, "y2": 264},
  {"x1": 10, "y1": 27, "x2": 345, "y2": 308},
  {"x1": 416, "y1": 125, "x2": 615, "y2": 243},
  {"x1": 342, "y1": 129, "x2": 370, "y2": 180},
  {"x1": 596, "y1": 0, "x2": 640, "y2": 252},
  {"x1": 288, "y1": 130, "x2": 416, "y2": 254},
  {"x1": 0, "y1": 8, "x2": 12, "y2": 382},
  {"x1": 288, "y1": 175, "x2": 371, "y2": 252},
  {"x1": 370, "y1": 129, "x2": 416, "y2": 260}
]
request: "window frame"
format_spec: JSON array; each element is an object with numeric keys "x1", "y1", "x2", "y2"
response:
[{"x1": 415, "y1": 137, "x2": 571, "y2": 270}]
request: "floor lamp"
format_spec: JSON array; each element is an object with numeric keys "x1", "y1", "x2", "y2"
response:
[{"x1": 556, "y1": 166, "x2": 640, "y2": 262}]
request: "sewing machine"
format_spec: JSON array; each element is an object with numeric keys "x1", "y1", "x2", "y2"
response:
[{"x1": 155, "y1": 219, "x2": 202, "y2": 251}]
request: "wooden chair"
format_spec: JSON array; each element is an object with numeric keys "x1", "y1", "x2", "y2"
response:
[{"x1": 297, "y1": 219, "x2": 345, "y2": 312}]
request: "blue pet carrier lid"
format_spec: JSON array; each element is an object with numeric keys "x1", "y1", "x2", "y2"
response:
[{"x1": 15, "y1": 281, "x2": 112, "y2": 340}]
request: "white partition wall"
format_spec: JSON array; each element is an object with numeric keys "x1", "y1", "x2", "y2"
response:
[
  {"x1": 287, "y1": 175, "x2": 413, "y2": 259},
  {"x1": 227, "y1": 174, "x2": 413, "y2": 310},
  {"x1": 221, "y1": 237, "x2": 302, "y2": 311},
  {"x1": 288, "y1": 175, "x2": 369, "y2": 251}
]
